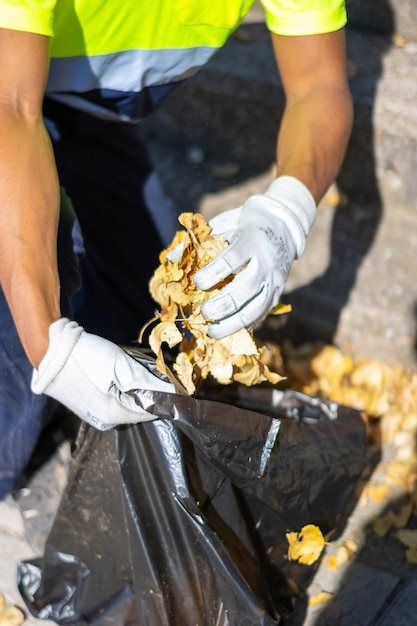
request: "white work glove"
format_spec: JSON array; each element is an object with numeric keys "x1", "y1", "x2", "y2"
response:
[
  {"x1": 194, "y1": 176, "x2": 316, "y2": 338},
  {"x1": 31, "y1": 318, "x2": 176, "y2": 431}
]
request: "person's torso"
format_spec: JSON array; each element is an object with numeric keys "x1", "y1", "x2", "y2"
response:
[{"x1": 47, "y1": 0, "x2": 256, "y2": 120}]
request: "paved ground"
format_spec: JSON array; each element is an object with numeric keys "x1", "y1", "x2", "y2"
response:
[
  {"x1": 0, "y1": 497, "x2": 55, "y2": 626},
  {"x1": 2, "y1": 4, "x2": 417, "y2": 626}
]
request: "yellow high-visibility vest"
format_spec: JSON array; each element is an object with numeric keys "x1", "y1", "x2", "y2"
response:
[{"x1": 0, "y1": 0, "x2": 347, "y2": 120}]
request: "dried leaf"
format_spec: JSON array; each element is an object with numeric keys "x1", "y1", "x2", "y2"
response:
[
  {"x1": 308, "y1": 591, "x2": 334, "y2": 606},
  {"x1": 359, "y1": 480, "x2": 396, "y2": 507},
  {"x1": 178, "y1": 212, "x2": 211, "y2": 243},
  {"x1": 173, "y1": 352, "x2": 195, "y2": 396},
  {"x1": 287, "y1": 524, "x2": 327, "y2": 565},
  {"x1": 209, "y1": 340, "x2": 234, "y2": 384},
  {"x1": 0, "y1": 601, "x2": 25, "y2": 626},
  {"x1": 366, "y1": 484, "x2": 394, "y2": 504},
  {"x1": 327, "y1": 545, "x2": 350, "y2": 571},
  {"x1": 269, "y1": 302, "x2": 292, "y2": 316},
  {"x1": 372, "y1": 514, "x2": 394, "y2": 537},
  {"x1": 396, "y1": 528, "x2": 417, "y2": 550},
  {"x1": 343, "y1": 539, "x2": 359, "y2": 555},
  {"x1": 405, "y1": 548, "x2": 417, "y2": 564},
  {"x1": 373, "y1": 501, "x2": 413, "y2": 537},
  {"x1": 149, "y1": 322, "x2": 182, "y2": 356}
]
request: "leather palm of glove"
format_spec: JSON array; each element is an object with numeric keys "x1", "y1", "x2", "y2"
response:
[
  {"x1": 31, "y1": 318, "x2": 176, "y2": 431},
  {"x1": 194, "y1": 176, "x2": 316, "y2": 339}
]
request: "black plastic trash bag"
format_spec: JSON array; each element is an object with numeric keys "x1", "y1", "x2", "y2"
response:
[{"x1": 17, "y1": 350, "x2": 367, "y2": 625}]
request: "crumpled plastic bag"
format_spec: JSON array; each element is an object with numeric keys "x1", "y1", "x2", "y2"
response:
[{"x1": 17, "y1": 349, "x2": 367, "y2": 625}]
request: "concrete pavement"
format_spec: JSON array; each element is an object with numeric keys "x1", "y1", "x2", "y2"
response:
[{"x1": 0, "y1": 496, "x2": 55, "y2": 626}]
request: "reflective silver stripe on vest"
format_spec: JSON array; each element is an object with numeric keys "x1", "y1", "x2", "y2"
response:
[{"x1": 46, "y1": 46, "x2": 217, "y2": 93}]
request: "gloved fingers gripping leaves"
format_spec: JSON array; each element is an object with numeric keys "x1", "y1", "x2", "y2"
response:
[
  {"x1": 145, "y1": 211, "x2": 287, "y2": 393},
  {"x1": 205, "y1": 283, "x2": 272, "y2": 340},
  {"x1": 193, "y1": 236, "x2": 244, "y2": 291},
  {"x1": 200, "y1": 257, "x2": 261, "y2": 319}
]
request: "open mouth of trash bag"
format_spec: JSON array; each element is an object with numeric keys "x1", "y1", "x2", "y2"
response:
[{"x1": 17, "y1": 349, "x2": 367, "y2": 625}]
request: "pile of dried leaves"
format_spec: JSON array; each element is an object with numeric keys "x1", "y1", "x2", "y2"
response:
[
  {"x1": 280, "y1": 341, "x2": 417, "y2": 566},
  {"x1": 142, "y1": 212, "x2": 287, "y2": 395}
]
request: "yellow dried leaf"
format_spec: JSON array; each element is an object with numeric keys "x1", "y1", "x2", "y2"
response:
[
  {"x1": 0, "y1": 597, "x2": 4, "y2": 613},
  {"x1": 308, "y1": 591, "x2": 334, "y2": 606},
  {"x1": 178, "y1": 212, "x2": 211, "y2": 243},
  {"x1": 173, "y1": 352, "x2": 195, "y2": 396},
  {"x1": 287, "y1": 524, "x2": 327, "y2": 565},
  {"x1": 200, "y1": 237, "x2": 228, "y2": 260},
  {"x1": 156, "y1": 349, "x2": 169, "y2": 379},
  {"x1": 185, "y1": 313, "x2": 209, "y2": 340},
  {"x1": 372, "y1": 514, "x2": 394, "y2": 537},
  {"x1": 343, "y1": 539, "x2": 359, "y2": 555},
  {"x1": 233, "y1": 355, "x2": 265, "y2": 387},
  {"x1": 350, "y1": 359, "x2": 387, "y2": 391},
  {"x1": 149, "y1": 322, "x2": 182, "y2": 356},
  {"x1": 391, "y1": 501, "x2": 413, "y2": 529},
  {"x1": 209, "y1": 340, "x2": 234, "y2": 384},
  {"x1": 310, "y1": 345, "x2": 353, "y2": 382},
  {"x1": 221, "y1": 328, "x2": 258, "y2": 357},
  {"x1": 327, "y1": 545, "x2": 350, "y2": 571},
  {"x1": 405, "y1": 548, "x2": 417, "y2": 564},
  {"x1": 232, "y1": 355, "x2": 285, "y2": 387},
  {"x1": 0, "y1": 605, "x2": 25, "y2": 626},
  {"x1": 363, "y1": 483, "x2": 393, "y2": 505},
  {"x1": 165, "y1": 281, "x2": 193, "y2": 307},
  {"x1": 262, "y1": 364, "x2": 285, "y2": 385},
  {"x1": 159, "y1": 300, "x2": 179, "y2": 324},
  {"x1": 149, "y1": 268, "x2": 172, "y2": 307},
  {"x1": 396, "y1": 528, "x2": 417, "y2": 550},
  {"x1": 373, "y1": 500, "x2": 413, "y2": 537},
  {"x1": 269, "y1": 302, "x2": 292, "y2": 316},
  {"x1": 159, "y1": 229, "x2": 185, "y2": 263}
]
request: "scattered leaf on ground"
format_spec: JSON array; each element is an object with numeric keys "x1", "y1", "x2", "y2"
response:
[
  {"x1": 308, "y1": 591, "x2": 334, "y2": 606},
  {"x1": 0, "y1": 595, "x2": 25, "y2": 626},
  {"x1": 287, "y1": 524, "x2": 327, "y2": 565}
]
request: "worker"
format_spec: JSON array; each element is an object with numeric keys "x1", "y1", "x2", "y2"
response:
[{"x1": 0, "y1": 0, "x2": 353, "y2": 499}]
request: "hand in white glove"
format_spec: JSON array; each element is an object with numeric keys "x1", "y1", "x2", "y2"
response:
[
  {"x1": 194, "y1": 176, "x2": 316, "y2": 339},
  {"x1": 31, "y1": 318, "x2": 176, "y2": 431}
]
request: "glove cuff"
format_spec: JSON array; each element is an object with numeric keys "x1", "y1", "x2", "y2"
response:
[
  {"x1": 265, "y1": 176, "x2": 316, "y2": 257},
  {"x1": 31, "y1": 318, "x2": 83, "y2": 394}
]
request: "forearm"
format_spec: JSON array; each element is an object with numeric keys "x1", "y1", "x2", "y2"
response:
[
  {"x1": 0, "y1": 111, "x2": 61, "y2": 367},
  {"x1": 276, "y1": 83, "x2": 353, "y2": 203},
  {"x1": 271, "y1": 30, "x2": 353, "y2": 204}
]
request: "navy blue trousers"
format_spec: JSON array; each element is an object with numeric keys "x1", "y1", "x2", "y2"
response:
[{"x1": 0, "y1": 100, "x2": 178, "y2": 498}]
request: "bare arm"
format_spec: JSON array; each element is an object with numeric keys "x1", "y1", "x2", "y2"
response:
[
  {"x1": 0, "y1": 28, "x2": 61, "y2": 367},
  {"x1": 271, "y1": 29, "x2": 353, "y2": 203}
]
